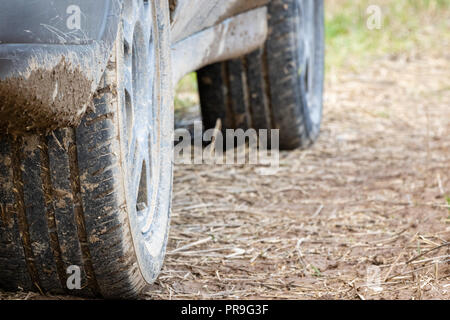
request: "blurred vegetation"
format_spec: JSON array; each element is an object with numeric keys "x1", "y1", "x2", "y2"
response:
[
  {"x1": 174, "y1": 72, "x2": 199, "y2": 115},
  {"x1": 326, "y1": 0, "x2": 450, "y2": 72},
  {"x1": 175, "y1": 0, "x2": 450, "y2": 109}
]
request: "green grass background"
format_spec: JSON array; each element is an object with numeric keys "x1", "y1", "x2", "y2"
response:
[
  {"x1": 326, "y1": 0, "x2": 450, "y2": 72},
  {"x1": 175, "y1": 0, "x2": 450, "y2": 109}
]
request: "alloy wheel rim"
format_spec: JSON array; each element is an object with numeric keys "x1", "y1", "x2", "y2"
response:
[
  {"x1": 297, "y1": 0, "x2": 321, "y2": 126},
  {"x1": 120, "y1": 0, "x2": 171, "y2": 282}
]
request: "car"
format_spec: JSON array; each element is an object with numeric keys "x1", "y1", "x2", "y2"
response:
[{"x1": 0, "y1": 0, "x2": 324, "y2": 298}]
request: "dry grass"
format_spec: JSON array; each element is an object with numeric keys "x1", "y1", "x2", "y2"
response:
[{"x1": 144, "y1": 51, "x2": 450, "y2": 300}]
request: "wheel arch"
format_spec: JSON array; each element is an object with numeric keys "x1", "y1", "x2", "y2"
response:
[{"x1": 0, "y1": 0, "x2": 124, "y2": 134}]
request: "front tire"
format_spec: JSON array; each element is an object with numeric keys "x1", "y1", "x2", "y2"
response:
[{"x1": 0, "y1": 0, "x2": 173, "y2": 298}]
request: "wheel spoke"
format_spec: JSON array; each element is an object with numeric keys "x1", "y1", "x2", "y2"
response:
[
  {"x1": 122, "y1": 0, "x2": 163, "y2": 239},
  {"x1": 116, "y1": 0, "x2": 172, "y2": 282}
]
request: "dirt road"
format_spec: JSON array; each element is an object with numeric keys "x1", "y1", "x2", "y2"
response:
[
  {"x1": 148, "y1": 53, "x2": 450, "y2": 300},
  {"x1": 1, "y1": 52, "x2": 449, "y2": 300}
]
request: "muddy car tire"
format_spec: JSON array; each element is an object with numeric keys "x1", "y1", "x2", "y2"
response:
[
  {"x1": 198, "y1": 0, "x2": 325, "y2": 150},
  {"x1": 0, "y1": 0, "x2": 173, "y2": 298}
]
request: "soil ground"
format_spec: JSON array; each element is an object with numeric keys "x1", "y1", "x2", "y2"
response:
[
  {"x1": 1, "y1": 42, "x2": 449, "y2": 302},
  {"x1": 143, "y1": 52, "x2": 450, "y2": 300}
]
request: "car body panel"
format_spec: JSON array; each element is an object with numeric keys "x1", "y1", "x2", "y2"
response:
[
  {"x1": 0, "y1": 0, "x2": 269, "y2": 133},
  {"x1": 0, "y1": 0, "x2": 112, "y2": 44},
  {"x1": 0, "y1": 0, "x2": 122, "y2": 133},
  {"x1": 170, "y1": 0, "x2": 269, "y2": 43},
  {"x1": 172, "y1": 7, "x2": 268, "y2": 84}
]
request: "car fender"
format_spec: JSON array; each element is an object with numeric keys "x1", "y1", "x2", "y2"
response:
[{"x1": 0, "y1": 0, "x2": 122, "y2": 134}]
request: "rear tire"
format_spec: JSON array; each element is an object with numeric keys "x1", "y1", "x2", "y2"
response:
[
  {"x1": 198, "y1": 0, "x2": 325, "y2": 150},
  {"x1": 0, "y1": 0, "x2": 173, "y2": 298}
]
